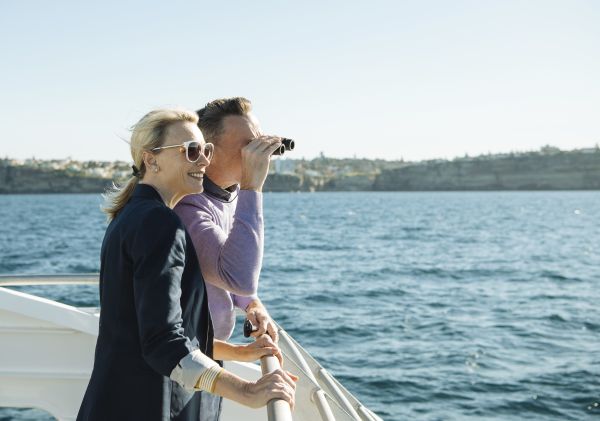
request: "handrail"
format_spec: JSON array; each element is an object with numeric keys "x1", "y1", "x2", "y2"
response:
[
  {"x1": 260, "y1": 354, "x2": 293, "y2": 421},
  {"x1": 0, "y1": 273, "x2": 99, "y2": 286},
  {"x1": 0, "y1": 275, "x2": 381, "y2": 420},
  {"x1": 278, "y1": 329, "x2": 336, "y2": 421},
  {"x1": 317, "y1": 368, "x2": 361, "y2": 420},
  {"x1": 356, "y1": 405, "x2": 379, "y2": 421}
]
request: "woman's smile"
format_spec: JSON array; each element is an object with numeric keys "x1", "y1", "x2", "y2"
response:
[{"x1": 188, "y1": 171, "x2": 205, "y2": 181}]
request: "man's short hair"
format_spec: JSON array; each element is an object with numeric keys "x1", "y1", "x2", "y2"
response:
[{"x1": 196, "y1": 97, "x2": 252, "y2": 141}]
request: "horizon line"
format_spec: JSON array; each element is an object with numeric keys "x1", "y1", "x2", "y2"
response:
[{"x1": 2, "y1": 144, "x2": 598, "y2": 165}]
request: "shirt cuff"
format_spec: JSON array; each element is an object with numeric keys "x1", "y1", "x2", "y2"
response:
[{"x1": 170, "y1": 349, "x2": 219, "y2": 391}]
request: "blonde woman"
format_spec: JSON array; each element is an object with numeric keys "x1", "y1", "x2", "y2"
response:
[{"x1": 77, "y1": 108, "x2": 295, "y2": 421}]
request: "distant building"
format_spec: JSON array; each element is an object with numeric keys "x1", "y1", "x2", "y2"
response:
[
  {"x1": 86, "y1": 167, "x2": 110, "y2": 178},
  {"x1": 272, "y1": 158, "x2": 298, "y2": 174},
  {"x1": 304, "y1": 169, "x2": 321, "y2": 178},
  {"x1": 540, "y1": 145, "x2": 561, "y2": 155}
]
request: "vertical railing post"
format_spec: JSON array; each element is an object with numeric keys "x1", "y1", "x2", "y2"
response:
[
  {"x1": 278, "y1": 329, "x2": 336, "y2": 421},
  {"x1": 261, "y1": 354, "x2": 293, "y2": 421}
]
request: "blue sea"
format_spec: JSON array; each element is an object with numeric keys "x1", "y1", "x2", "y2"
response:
[{"x1": 1, "y1": 191, "x2": 599, "y2": 421}]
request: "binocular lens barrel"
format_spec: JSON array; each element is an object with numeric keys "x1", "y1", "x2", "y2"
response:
[
  {"x1": 281, "y1": 138, "x2": 295, "y2": 151},
  {"x1": 272, "y1": 144, "x2": 286, "y2": 156},
  {"x1": 271, "y1": 138, "x2": 295, "y2": 156}
]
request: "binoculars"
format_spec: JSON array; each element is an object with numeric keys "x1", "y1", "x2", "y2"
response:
[
  {"x1": 243, "y1": 319, "x2": 257, "y2": 337},
  {"x1": 272, "y1": 138, "x2": 295, "y2": 156}
]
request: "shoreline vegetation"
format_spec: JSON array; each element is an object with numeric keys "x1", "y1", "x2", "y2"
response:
[{"x1": 1, "y1": 145, "x2": 599, "y2": 194}]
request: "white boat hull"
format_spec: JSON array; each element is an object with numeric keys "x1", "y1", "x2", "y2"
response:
[{"x1": 0, "y1": 282, "x2": 382, "y2": 421}]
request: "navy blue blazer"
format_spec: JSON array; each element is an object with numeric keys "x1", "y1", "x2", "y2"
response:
[{"x1": 77, "y1": 184, "x2": 218, "y2": 421}]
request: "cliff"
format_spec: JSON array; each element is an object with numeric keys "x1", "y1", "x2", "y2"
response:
[
  {"x1": 0, "y1": 165, "x2": 112, "y2": 194},
  {"x1": 2, "y1": 147, "x2": 599, "y2": 193},
  {"x1": 321, "y1": 174, "x2": 375, "y2": 191},
  {"x1": 373, "y1": 150, "x2": 600, "y2": 191},
  {"x1": 263, "y1": 173, "x2": 303, "y2": 192}
]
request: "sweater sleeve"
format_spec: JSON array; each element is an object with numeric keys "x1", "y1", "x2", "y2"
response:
[
  {"x1": 176, "y1": 190, "x2": 264, "y2": 297},
  {"x1": 131, "y1": 207, "x2": 210, "y2": 381},
  {"x1": 231, "y1": 293, "x2": 256, "y2": 311}
]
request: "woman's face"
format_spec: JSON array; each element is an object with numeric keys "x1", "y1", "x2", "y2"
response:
[{"x1": 153, "y1": 121, "x2": 210, "y2": 196}]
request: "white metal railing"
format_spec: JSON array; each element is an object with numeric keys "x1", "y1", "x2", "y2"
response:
[
  {"x1": 357, "y1": 405, "x2": 379, "y2": 421},
  {"x1": 318, "y1": 368, "x2": 361, "y2": 420},
  {"x1": 0, "y1": 274, "x2": 98, "y2": 286},
  {"x1": 278, "y1": 329, "x2": 338, "y2": 421},
  {"x1": 260, "y1": 354, "x2": 293, "y2": 421},
  {"x1": 0, "y1": 275, "x2": 382, "y2": 421}
]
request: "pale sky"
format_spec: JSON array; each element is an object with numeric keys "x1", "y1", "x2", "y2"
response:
[{"x1": 0, "y1": 0, "x2": 598, "y2": 162}]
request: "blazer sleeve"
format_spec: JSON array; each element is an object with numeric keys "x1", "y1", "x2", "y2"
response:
[{"x1": 130, "y1": 206, "x2": 196, "y2": 377}]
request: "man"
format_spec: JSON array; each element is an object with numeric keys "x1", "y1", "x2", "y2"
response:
[{"x1": 174, "y1": 97, "x2": 281, "y2": 342}]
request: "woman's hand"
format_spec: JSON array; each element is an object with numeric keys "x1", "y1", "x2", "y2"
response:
[
  {"x1": 236, "y1": 334, "x2": 283, "y2": 366},
  {"x1": 212, "y1": 368, "x2": 298, "y2": 410},
  {"x1": 242, "y1": 368, "x2": 298, "y2": 409}
]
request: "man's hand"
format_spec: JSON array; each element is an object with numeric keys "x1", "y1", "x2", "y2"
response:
[
  {"x1": 239, "y1": 136, "x2": 282, "y2": 192},
  {"x1": 246, "y1": 300, "x2": 279, "y2": 343}
]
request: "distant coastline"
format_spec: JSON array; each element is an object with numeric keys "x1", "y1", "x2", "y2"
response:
[{"x1": 1, "y1": 145, "x2": 599, "y2": 193}]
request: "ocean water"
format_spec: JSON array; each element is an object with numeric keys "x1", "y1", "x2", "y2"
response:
[{"x1": 0, "y1": 191, "x2": 599, "y2": 421}]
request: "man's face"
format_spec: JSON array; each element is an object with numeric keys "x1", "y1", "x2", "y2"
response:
[{"x1": 216, "y1": 113, "x2": 262, "y2": 182}]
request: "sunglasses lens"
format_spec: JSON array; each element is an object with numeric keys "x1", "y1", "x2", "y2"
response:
[
  {"x1": 185, "y1": 142, "x2": 213, "y2": 162},
  {"x1": 203, "y1": 143, "x2": 214, "y2": 161},
  {"x1": 186, "y1": 142, "x2": 201, "y2": 162}
]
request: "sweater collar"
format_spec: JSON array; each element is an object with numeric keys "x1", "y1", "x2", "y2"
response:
[{"x1": 202, "y1": 176, "x2": 238, "y2": 202}]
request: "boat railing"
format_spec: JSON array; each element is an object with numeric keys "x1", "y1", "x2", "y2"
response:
[
  {"x1": 0, "y1": 273, "x2": 99, "y2": 286},
  {"x1": 260, "y1": 354, "x2": 293, "y2": 421},
  {"x1": 277, "y1": 328, "x2": 336, "y2": 420},
  {"x1": 275, "y1": 325, "x2": 379, "y2": 421},
  {"x1": 0, "y1": 274, "x2": 381, "y2": 421}
]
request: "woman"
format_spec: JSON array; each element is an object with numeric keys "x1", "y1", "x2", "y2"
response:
[{"x1": 77, "y1": 108, "x2": 296, "y2": 421}]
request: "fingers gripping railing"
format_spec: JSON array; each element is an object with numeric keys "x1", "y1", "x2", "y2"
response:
[{"x1": 260, "y1": 354, "x2": 293, "y2": 421}]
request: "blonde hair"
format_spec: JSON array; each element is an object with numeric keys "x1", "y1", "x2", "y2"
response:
[{"x1": 103, "y1": 108, "x2": 199, "y2": 221}]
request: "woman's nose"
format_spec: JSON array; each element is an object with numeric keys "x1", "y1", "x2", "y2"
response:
[{"x1": 197, "y1": 154, "x2": 210, "y2": 166}]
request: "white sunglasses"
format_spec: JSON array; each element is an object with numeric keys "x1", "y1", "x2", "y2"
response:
[{"x1": 152, "y1": 140, "x2": 214, "y2": 163}]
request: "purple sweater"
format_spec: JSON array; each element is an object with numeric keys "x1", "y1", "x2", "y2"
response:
[{"x1": 174, "y1": 178, "x2": 263, "y2": 340}]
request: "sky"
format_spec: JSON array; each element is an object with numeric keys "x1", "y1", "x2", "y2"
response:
[{"x1": 0, "y1": 0, "x2": 598, "y2": 162}]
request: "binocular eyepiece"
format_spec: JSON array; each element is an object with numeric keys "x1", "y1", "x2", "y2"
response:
[{"x1": 272, "y1": 138, "x2": 295, "y2": 156}]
